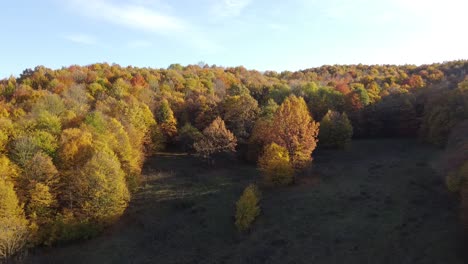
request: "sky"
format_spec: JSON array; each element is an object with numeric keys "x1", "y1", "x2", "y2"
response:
[{"x1": 1, "y1": 0, "x2": 468, "y2": 77}]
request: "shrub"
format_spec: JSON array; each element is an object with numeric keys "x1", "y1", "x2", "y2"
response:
[{"x1": 235, "y1": 184, "x2": 261, "y2": 231}]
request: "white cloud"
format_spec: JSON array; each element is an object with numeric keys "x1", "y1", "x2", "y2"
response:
[
  {"x1": 70, "y1": 0, "x2": 186, "y2": 34},
  {"x1": 64, "y1": 33, "x2": 97, "y2": 45},
  {"x1": 211, "y1": 0, "x2": 252, "y2": 17}
]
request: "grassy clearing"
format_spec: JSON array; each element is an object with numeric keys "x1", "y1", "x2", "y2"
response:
[{"x1": 23, "y1": 139, "x2": 465, "y2": 264}]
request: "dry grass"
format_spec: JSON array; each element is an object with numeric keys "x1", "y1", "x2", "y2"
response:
[{"x1": 22, "y1": 139, "x2": 465, "y2": 264}]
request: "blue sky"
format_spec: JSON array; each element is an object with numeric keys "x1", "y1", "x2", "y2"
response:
[{"x1": 1, "y1": 0, "x2": 467, "y2": 77}]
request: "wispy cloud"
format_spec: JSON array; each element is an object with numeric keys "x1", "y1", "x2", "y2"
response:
[
  {"x1": 64, "y1": 33, "x2": 97, "y2": 45},
  {"x1": 66, "y1": 0, "x2": 221, "y2": 52},
  {"x1": 211, "y1": 0, "x2": 252, "y2": 17},
  {"x1": 69, "y1": 0, "x2": 186, "y2": 34}
]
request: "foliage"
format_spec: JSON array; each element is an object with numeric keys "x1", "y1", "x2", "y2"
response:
[
  {"x1": 0, "y1": 60, "x2": 467, "y2": 248},
  {"x1": 235, "y1": 184, "x2": 261, "y2": 231},
  {"x1": 0, "y1": 155, "x2": 19, "y2": 182},
  {"x1": 222, "y1": 94, "x2": 259, "y2": 141},
  {"x1": 319, "y1": 110, "x2": 353, "y2": 149},
  {"x1": 11, "y1": 136, "x2": 40, "y2": 167},
  {"x1": 307, "y1": 86, "x2": 345, "y2": 120},
  {"x1": 194, "y1": 117, "x2": 237, "y2": 159},
  {"x1": 78, "y1": 149, "x2": 130, "y2": 223},
  {"x1": 157, "y1": 99, "x2": 178, "y2": 140},
  {"x1": 420, "y1": 82, "x2": 468, "y2": 146},
  {"x1": 268, "y1": 95, "x2": 320, "y2": 169},
  {"x1": 176, "y1": 123, "x2": 202, "y2": 152},
  {"x1": 258, "y1": 143, "x2": 294, "y2": 186},
  {"x1": 0, "y1": 178, "x2": 29, "y2": 259}
]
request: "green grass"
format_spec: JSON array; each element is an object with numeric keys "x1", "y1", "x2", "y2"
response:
[{"x1": 24, "y1": 139, "x2": 465, "y2": 264}]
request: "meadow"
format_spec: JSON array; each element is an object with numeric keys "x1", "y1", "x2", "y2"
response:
[{"x1": 23, "y1": 139, "x2": 464, "y2": 264}]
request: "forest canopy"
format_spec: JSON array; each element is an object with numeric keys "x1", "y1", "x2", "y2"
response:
[{"x1": 0, "y1": 60, "x2": 467, "y2": 258}]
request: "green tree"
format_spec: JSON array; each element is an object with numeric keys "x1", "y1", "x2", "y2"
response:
[
  {"x1": 307, "y1": 87, "x2": 345, "y2": 120},
  {"x1": 222, "y1": 94, "x2": 259, "y2": 140},
  {"x1": 31, "y1": 131, "x2": 59, "y2": 158},
  {"x1": 319, "y1": 110, "x2": 353, "y2": 149},
  {"x1": 420, "y1": 84, "x2": 468, "y2": 146},
  {"x1": 33, "y1": 110, "x2": 62, "y2": 135},
  {"x1": 176, "y1": 123, "x2": 202, "y2": 152},
  {"x1": 259, "y1": 99, "x2": 279, "y2": 120}
]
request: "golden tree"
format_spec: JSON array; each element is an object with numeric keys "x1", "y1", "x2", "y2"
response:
[
  {"x1": 258, "y1": 143, "x2": 294, "y2": 186},
  {"x1": 269, "y1": 95, "x2": 319, "y2": 169},
  {"x1": 157, "y1": 99, "x2": 178, "y2": 140},
  {"x1": 0, "y1": 178, "x2": 29, "y2": 259}
]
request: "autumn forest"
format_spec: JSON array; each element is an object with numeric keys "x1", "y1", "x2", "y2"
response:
[{"x1": 1, "y1": 61, "x2": 468, "y2": 262}]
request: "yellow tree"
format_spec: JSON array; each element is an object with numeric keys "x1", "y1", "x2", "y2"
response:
[
  {"x1": 79, "y1": 148, "x2": 130, "y2": 223},
  {"x1": 269, "y1": 95, "x2": 319, "y2": 169},
  {"x1": 0, "y1": 178, "x2": 29, "y2": 259},
  {"x1": 258, "y1": 143, "x2": 294, "y2": 186},
  {"x1": 20, "y1": 152, "x2": 59, "y2": 228},
  {"x1": 0, "y1": 155, "x2": 18, "y2": 182},
  {"x1": 58, "y1": 128, "x2": 94, "y2": 168},
  {"x1": 58, "y1": 128, "x2": 94, "y2": 211},
  {"x1": 235, "y1": 184, "x2": 261, "y2": 231},
  {"x1": 157, "y1": 99, "x2": 178, "y2": 140}
]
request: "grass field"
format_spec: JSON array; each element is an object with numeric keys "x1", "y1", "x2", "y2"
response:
[{"x1": 23, "y1": 139, "x2": 465, "y2": 264}]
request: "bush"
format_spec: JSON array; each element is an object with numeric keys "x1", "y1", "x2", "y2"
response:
[
  {"x1": 258, "y1": 143, "x2": 294, "y2": 186},
  {"x1": 235, "y1": 184, "x2": 261, "y2": 231}
]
